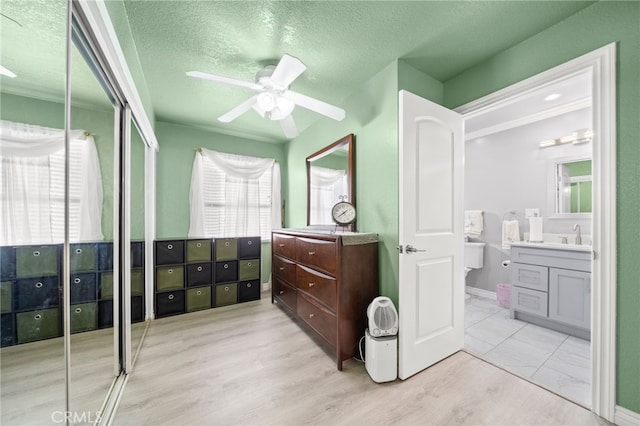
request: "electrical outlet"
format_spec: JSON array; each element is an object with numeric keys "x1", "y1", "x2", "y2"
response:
[{"x1": 525, "y1": 208, "x2": 540, "y2": 218}]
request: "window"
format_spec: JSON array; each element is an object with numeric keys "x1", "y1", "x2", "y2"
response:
[
  {"x1": 0, "y1": 121, "x2": 104, "y2": 245},
  {"x1": 189, "y1": 149, "x2": 281, "y2": 240}
]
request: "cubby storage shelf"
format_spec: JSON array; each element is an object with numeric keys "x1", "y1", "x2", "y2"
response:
[
  {"x1": 0, "y1": 241, "x2": 146, "y2": 347},
  {"x1": 154, "y1": 237, "x2": 261, "y2": 318}
]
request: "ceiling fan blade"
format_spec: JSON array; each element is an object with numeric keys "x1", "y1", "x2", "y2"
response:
[
  {"x1": 270, "y1": 54, "x2": 306, "y2": 88},
  {"x1": 280, "y1": 115, "x2": 299, "y2": 139},
  {"x1": 186, "y1": 71, "x2": 263, "y2": 91},
  {"x1": 285, "y1": 90, "x2": 345, "y2": 121},
  {"x1": 218, "y1": 95, "x2": 258, "y2": 122}
]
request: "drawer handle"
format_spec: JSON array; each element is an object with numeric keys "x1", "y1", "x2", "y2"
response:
[
  {"x1": 35, "y1": 282, "x2": 43, "y2": 288},
  {"x1": 224, "y1": 264, "x2": 229, "y2": 269},
  {"x1": 168, "y1": 294, "x2": 174, "y2": 300},
  {"x1": 196, "y1": 290, "x2": 202, "y2": 296},
  {"x1": 224, "y1": 286, "x2": 230, "y2": 292},
  {"x1": 247, "y1": 283, "x2": 252, "y2": 288},
  {"x1": 279, "y1": 267, "x2": 285, "y2": 271},
  {"x1": 168, "y1": 269, "x2": 173, "y2": 274},
  {"x1": 34, "y1": 314, "x2": 42, "y2": 320},
  {"x1": 76, "y1": 248, "x2": 82, "y2": 254},
  {"x1": 247, "y1": 262, "x2": 252, "y2": 267},
  {"x1": 225, "y1": 242, "x2": 230, "y2": 247},
  {"x1": 168, "y1": 244, "x2": 173, "y2": 250},
  {"x1": 75, "y1": 307, "x2": 82, "y2": 314},
  {"x1": 248, "y1": 240, "x2": 252, "y2": 245},
  {"x1": 279, "y1": 244, "x2": 285, "y2": 247},
  {"x1": 279, "y1": 290, "x2": 284, "y2": 295},
  {"x1": 308, "y1": 251, "x2": 316, "y2": 256},
  {"x1": 309, "y1": 313, "x2": 315, "y2": 318},
  {"x1": 308, "y1": 282, "x2": 315, "y2": 287},
  {"x1": 196, "y1": 242, "x2": 202, "y2": 248},
  {"x1": 74, "y1": 278, "x2": 81, "y2": 284},
  {"x1": 197, "y1": 266, "x2": 203, "y2": 272},
  {"x1": 33, "y1": 251, "x2": 40, "y2": 257}
]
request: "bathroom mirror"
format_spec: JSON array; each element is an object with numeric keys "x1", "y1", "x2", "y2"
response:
[
  {"x1": 306, "y1": 134, "x2": 355, "y2": 230},
  {"x1": 550, "y1": 157, "x2": 592, "y2": 218}
]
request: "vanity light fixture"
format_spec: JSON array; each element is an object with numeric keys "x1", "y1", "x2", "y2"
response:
[
  {"x1": 539, "y1": 129, "x2": 593, "y2": 148},
  {"x1": 0, "y1": 65, "x2": 17, "y2": 78}
]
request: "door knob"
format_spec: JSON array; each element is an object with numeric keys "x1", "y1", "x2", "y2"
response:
[{"x1": 405, "y1": 244, "x2": 426, "y2": 254}]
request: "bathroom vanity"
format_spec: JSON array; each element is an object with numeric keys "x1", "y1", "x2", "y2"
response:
[{"x1": 509, "y1": 242, "x2": 591, "y2": 340}]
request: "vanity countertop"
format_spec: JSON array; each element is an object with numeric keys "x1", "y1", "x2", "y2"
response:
[{"x1": 510, "y1": 241, "x2": 591, "y2": 252}]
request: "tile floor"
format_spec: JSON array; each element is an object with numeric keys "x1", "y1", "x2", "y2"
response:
[{"x1": 464, "y1": 294, "x2": 591, "y2": 408}]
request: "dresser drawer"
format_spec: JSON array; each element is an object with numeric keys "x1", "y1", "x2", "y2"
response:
[
  {"x1": 156, "y1": 290, "x2": 185, "y2": 317},
  {"x1": 16, "y1": 245, "x2": 59, "y2": 278},
  {"x1": 511, "y1": 263, "x2": 548, "y2": 292},
  {"x1": 296, "y1": 237, "x2": 337, "y2": 276},
  {"x1": 186, "y1": 239, "x2": 212, "y2": 263},
  {"x1": 215, "y1": 261, "x2": 238, "y2": 283},
  {"x1": 239, "y1": 280, "x2": 260, "y2": 302},
  {"x1": 239, "y1": 259, "x2": 260, "y2": 281},
  {"x1": 16, "y1": 308, "x2": 61, "y2": 343},
  {"x1": 186, "y1": 286, "x2": 212, "y2": 312},
  {"x1": 1, "y1": 281, "x2": 12, "y2": 314},
  {"x1": 296, "y1": 264, "x2": 337, "y2": 312},
  {"x1": 156, "y1": 266, "x2": 184, "y2": 291},
  {"x1": 273, "y1": 255, "x2": 295, "y2": 284},
  {"x1": 512, "y1": 286, "x2": 548, "y2": 317},
  {"x1": 155, "y1": 240, "x2": 184, "y2": 265},
  {"x1": 1, "y1": 313, "x2": 15, "y2": 347},
  {"x1": 70, "y1": 273, "x2": 97, "y2": 304},
  {"x1": 187, "y1": 263, "x2": 212, "y2": 287},
  {"x1": 71, "y1": 302, "x2": 97, "y2": 333},
  {"x1": 15, "y1": 276, "x2": 59, "y2": 310},
  {"x1": 215, "y1": 283, "x2": 238, "y2": 307},
  {"x1": 273, "y1": 276, "x2": 296, "y2": 313},
  {"x1": 215, "y1": 238, "x2": 238, "y2": 261},
  {"x1": 238, "y1": 237, "x2": 261, "y2": 259},
  {"x1": 273, "y1": 234, "x2": 295, "y2": 259},
  {"x1": 70, "y1": 243, "x2": 97, "y2": 272},
  {"x1": 297, "y1": 293, "x2": 337, "y2": 347}
]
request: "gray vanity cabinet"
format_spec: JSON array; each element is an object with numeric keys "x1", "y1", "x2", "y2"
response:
[{"x1": 510, "y1": 244, "x2": 591, "y2": 339}]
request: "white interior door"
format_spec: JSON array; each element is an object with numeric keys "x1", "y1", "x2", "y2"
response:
[{"x1": 398, "y1": 90, "x2": 465, "y2": 380}]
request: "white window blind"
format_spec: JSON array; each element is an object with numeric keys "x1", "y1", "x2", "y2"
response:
[{"x1": 189, "y1": 149, "x2": 281, "y2": 240}]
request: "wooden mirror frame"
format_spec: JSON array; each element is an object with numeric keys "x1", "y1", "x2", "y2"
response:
[{"x1": 306, "y1": 133, "x2": 355, "y2": 230}]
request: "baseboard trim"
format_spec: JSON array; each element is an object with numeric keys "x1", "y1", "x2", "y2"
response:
[
  {"x1": 465, "y1": 286, "x2": 496, "y2": 300},
  {"x1": 615, "y1": 405, "x2": 640, "y2": 426}
]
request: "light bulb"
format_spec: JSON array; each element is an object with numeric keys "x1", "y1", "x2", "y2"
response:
[{"x1": 257, "y1": 92, "x2": 275, "y2": 112}]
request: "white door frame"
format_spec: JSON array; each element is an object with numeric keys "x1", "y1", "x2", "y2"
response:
[{"x1": 454, "y1": 43, "x2": 616, "y2": 422}]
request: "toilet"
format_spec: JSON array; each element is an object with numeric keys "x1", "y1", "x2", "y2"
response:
[{"x1": 464, "y1": 242, "x2": 485, "y2": 277}]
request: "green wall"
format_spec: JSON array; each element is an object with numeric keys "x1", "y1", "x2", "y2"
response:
[
  {"x1": 0, "y1": 92, "x2": 127, "y2": 240},
  {"x1": 442, "y1": 1, "x2": 640, "y2": 413}
]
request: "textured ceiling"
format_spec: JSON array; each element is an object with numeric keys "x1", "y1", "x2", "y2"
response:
[{"x1": 1, "y1": 1, "x2": 596, "y2": 142}]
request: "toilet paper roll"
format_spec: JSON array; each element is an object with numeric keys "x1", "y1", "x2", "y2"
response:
[{"x1": 529, "y1": 217, "x2": 543, "y2": 242}]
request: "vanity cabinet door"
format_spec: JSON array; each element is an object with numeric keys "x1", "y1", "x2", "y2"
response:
[{"x1": 548, "y1": 268, "x2": 591, "y2": 330}]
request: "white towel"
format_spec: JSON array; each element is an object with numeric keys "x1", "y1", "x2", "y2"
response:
[
  {"x1": 464, "y1": 210, "x2": 484, "y2": 236},
  {"x1": 502, "y1": 220, "x2": 521, "y2": 249}
]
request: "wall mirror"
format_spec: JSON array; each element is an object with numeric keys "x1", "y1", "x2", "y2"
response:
[
  {"x1": 550, "y1": 156, "x2": 592, "y2": 218},
  {"x1": 306, "y1": 134, "x2": 355, "y2": 230}
]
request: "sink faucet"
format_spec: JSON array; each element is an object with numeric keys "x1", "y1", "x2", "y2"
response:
[{"x1": 573, "y1": 224, "x2": 582, "y2": 245}]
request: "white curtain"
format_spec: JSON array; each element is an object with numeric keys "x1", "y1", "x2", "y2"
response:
[
  {"x1": 188, "y1": 148, "x2": 281, "y2": 239},
  {"x1": 309, "y1": 165, "x2": 347, "y2": 225},
  {"x1": 0, "y1": 120, "x2": 104, "y2": 244}
]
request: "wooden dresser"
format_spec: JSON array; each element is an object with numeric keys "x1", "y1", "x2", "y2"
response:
[{"x1": 271, "y1": 229, "x2": 378, "y2": 370}]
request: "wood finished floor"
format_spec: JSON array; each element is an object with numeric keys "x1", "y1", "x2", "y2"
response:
[{"x1": 113, "y1": 293, "x2": 609, "y2": 426}]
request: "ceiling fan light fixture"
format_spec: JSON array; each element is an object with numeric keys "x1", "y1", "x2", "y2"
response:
[
  {"x1": 276, "y1": 96, "x2": 294, "y2": 117},
  {"x1": 257, "y1": 92, "x2": 276, "y2": 112}
]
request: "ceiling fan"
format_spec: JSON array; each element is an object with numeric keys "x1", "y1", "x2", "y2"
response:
[{"x1": 186, "y1": 54, "x2": 345, "y2": 138}]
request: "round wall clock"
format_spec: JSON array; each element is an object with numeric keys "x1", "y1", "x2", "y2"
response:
[{"x1": 331, "y1": 201, "x2": 356, "y2": 226}]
